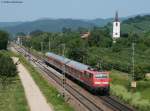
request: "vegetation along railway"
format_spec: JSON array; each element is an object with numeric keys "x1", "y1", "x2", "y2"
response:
[{"x1": 13, "y1": 44, "x2": 135, "y2": 111}]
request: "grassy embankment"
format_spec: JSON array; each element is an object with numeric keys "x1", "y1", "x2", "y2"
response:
[
  {"x1": 0, "y1": 76, "x2": 29, "y2": 111},
  {"x1": 11, "y1": 51, "x2": 74, "y2": 111},
  {"x1": 0, "y1": 51, "x2": 29, "y2": 111},
  {"x1": 110, "y1": 70, "x2": 150, "y2": 111}
]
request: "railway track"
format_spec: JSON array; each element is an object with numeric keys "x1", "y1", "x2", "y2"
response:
[
  {"x1": 13, "y1": 45, "x2": 104, "y2": 111},
  {"x1": 100, "y1": 96, "x2": 134, "y2": 111},
  {"x1": 38, "y1": 63, "x2": 104, "y2": 111},
  {"x1": 13, "y1": 44, "x2": 135, "y2": 111},
  {"x1": 38, "y1": 62, "x2": 134, "y2": 111}
]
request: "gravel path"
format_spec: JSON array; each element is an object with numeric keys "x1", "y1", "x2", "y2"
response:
[{"x1": 13, "y1": 57, "x2": 53, "y2": 111}]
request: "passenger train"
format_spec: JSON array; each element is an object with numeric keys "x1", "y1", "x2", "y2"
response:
[{"x1": 45, "y1": 52, "x2": 110, "y2": 94}]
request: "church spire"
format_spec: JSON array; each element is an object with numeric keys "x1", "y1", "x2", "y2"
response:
[
  {"x1": 115, "y1": 11, "x2": 119, "y2": 22},
  {"x1": 113, "y1": 11, "x2": 120, "y2": 40}
]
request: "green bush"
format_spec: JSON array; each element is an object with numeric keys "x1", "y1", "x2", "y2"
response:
[
  {"x1": 111, "y1": 84, "x2": 131, "y2": 101},
  {"x1": 0, "y1": 51, "x2": 17, "y2": 88},
  {"x1": 130, "y1": 92, "x2": 150, "y2": 111},
  {"x1": 111, "y1": 84, "x2": 150, "y2": 111}
]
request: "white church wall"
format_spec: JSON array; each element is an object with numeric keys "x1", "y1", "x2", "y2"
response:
[{"x1": 113, "y1": 22, "x2": 120, "y2": 38}]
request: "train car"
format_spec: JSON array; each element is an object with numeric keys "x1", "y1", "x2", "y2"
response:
[{"x1": 45, "y1": 52, "x2": 110, "y2": 94}]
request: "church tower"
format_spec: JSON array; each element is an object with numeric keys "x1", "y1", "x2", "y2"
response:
[{"x1": 113, "y1": 11, "x2": 120, "y2": 40}]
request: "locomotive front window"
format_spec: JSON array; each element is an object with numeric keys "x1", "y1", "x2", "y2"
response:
[
  {"x1": 95, "y1": 74, "x2": 108, "y2": 78},
  {"x1": 85, "y1": 72, "x2": 93, "y2": 78}
]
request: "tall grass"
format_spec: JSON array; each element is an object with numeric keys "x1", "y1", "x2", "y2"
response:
[
  {"x1": 0, "y1": 74, "x2": 29, "y2": 111},
  {"x1": 111, "y1": 84, "x2": 150, "y2": 111}
]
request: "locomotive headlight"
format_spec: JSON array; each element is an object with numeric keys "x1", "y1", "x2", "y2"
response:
[
  {"x1": 102, "y1": 82, "x2": 108, "y2": 84},
  {"x1": 95, "y1": 82, "x2": 101, "y2": 84},
  {"x1": 95, "y1": 82, "x2": 108, "y2": 84}
]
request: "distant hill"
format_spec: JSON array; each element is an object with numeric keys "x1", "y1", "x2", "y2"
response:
[
  {"x1": 105, "y1": 15, "x2": 150, "y2": 35},
  {"x1": 0, "y1": 22, "x2": 23, "y2": 28},
  {"x1": 0, "y1": 19, "x2": 96, "y2": 34},
  {"x1": 0, "y1": 18, "x2": 114, "y2": 35},
  {"x1": 121, "y1": 15, "x2": 150, "y2": 33},
  {"x1": 87, "y1": 18, "x2": 113, "y2": 27},
  {"x1": 1, "y1": 14, "x2": 149, "y2": 35}
]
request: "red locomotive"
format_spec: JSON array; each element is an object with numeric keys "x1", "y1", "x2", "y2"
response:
[{"x1": 45, "y1": 52, "x2": 110, "y2": 94}]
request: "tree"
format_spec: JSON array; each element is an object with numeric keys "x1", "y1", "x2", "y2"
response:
[
  {"x1": 88, "y1": 28, "x2": 112, "y2": 47},
  {"x1": 67, "y1": 38, "x2": 87, "y2": 63},
  {"x1": 77, "y1": 27, "x2": 88, "y2": 34},
  {"x1": 0, "y1": 52, "x2": 17, "y2": 88},
  {"x1": 62, "y1": 27, "x2": 72, "y2": 33},
  {"x1": 0, "y1": 30, "x2": 9, "y2": 50}
]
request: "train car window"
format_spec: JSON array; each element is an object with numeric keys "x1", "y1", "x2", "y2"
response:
[
  {"x1": 77, "y1": 71, "x2": 80, "y2": 77},
  {"x1": 85, "y1": 72, "x2": 92, "y2": 78},
  {"x1": 84, "y1": 71, "x2": 90, "y2": 78},
  {"x1": 78, "y1": 72, "x2": 80, "y2": 78},
  {"x1": 75, "y1": 70, "x2": 77, "y2": 73},
  {"x1": 83, "y1": 71, "x2": 85, "y2": 78},
  {"x1": 86, "y1": 73, "x2": 89, "y2": 78},
  {"x1": 70, "y1": 67, "x2": 73, "y2": 72},
  {"x1": 75, "y1": 70, "x2": 77, "y2": 77},
  {"x1": 88, "y1": 73, "x2": 90, "y2": 78},
  {"x1": 89, "y1": 73, "x2": 93, "y2": 78},
  {"x1": 72, "y1": 68, "x2": 75, "y2": 73},
  {"x1": 84, "y1": 72, "x2": 87, "y2": 78},
  {"x1": 81, "y1": 73, "x2": 84, "y2": 78},
  {"x1": 68, "y1": 66, "x2": 70, "y2": 72},
  {"x1": 68, "y1": 67, "x2": 69, "y2": 72}
]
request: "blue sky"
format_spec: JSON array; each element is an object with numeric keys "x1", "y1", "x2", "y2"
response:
[{"x1": 0, "y1": 0, "x2": 150, "y2": 22}]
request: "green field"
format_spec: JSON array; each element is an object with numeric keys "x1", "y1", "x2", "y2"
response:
[{"x1": 0, "y1": 76, "x2": 29, "y2": 111}]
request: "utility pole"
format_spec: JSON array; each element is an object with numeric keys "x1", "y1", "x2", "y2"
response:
[
  {"x1": 49, "y1": 37, "x2": 51, "y2": 51},
  {"x1": 99, "y1": 59, "x2": 103, "y2": 71},
  {"x1": 96, "y1": 55, "x2": 102, "y2": 71},
  {"x1": 62, "y1": 44, "x2": 66, "y2": 98},
  {"x1": 62, "y1": 44, "x2": 65, "y2": 57},
  {"x1": 131, "y1": 42, "x2": 136, "y2": 91},
  {"x1": 132, "y1": 43, "x2": 135, "y2": 81},
  {"x1": 21, "y1": 37, "x2": 23, "y2": 46}
]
